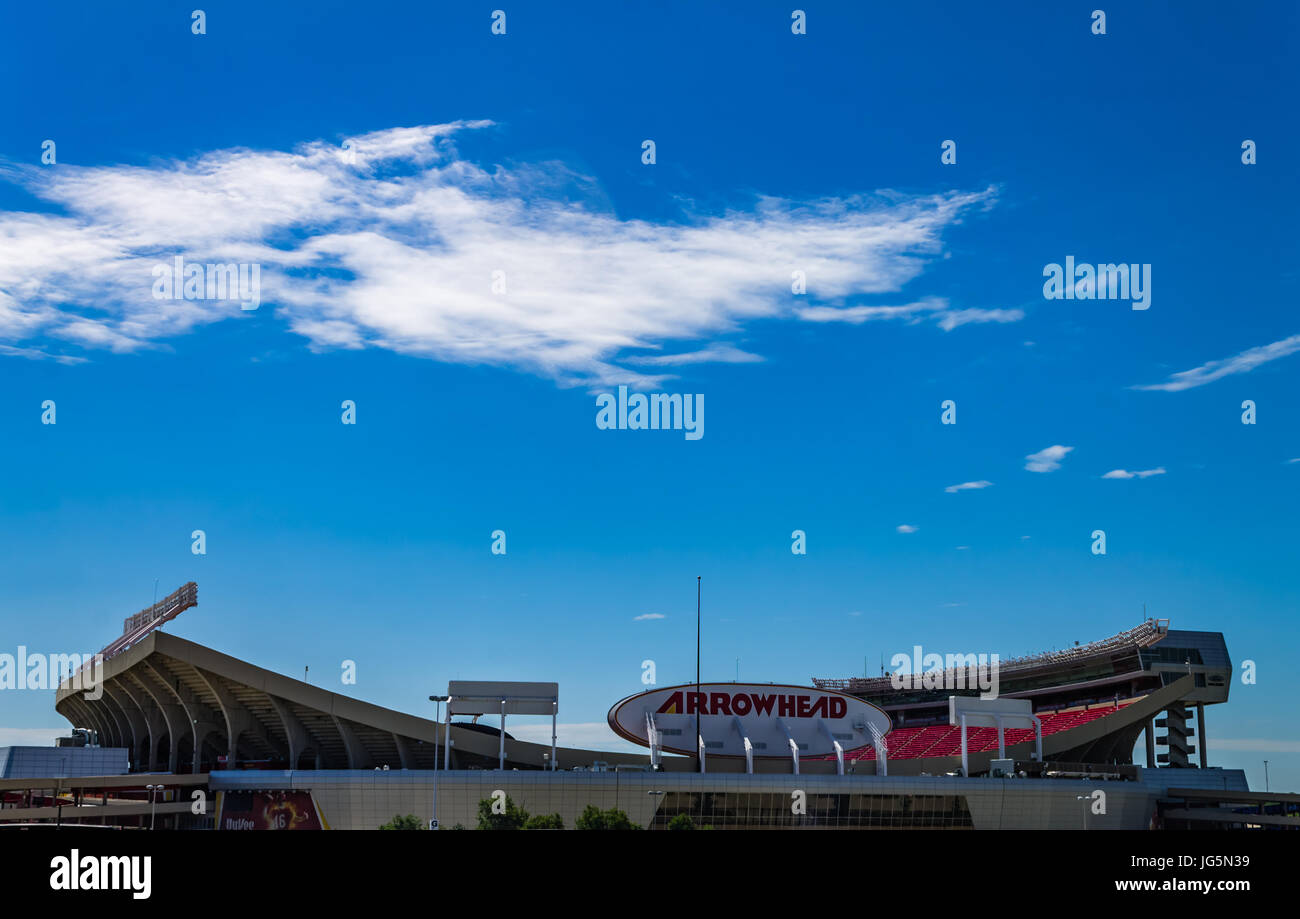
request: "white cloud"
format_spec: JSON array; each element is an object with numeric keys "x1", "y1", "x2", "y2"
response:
[
  {"x1": 896, "y1": 524, "x2": 919, "y2": 533},
  {"x1": 1102, "y1": 467, "x2": 1166, "y2": 479},
  {"x1": 935, "y1": 307, "x2": 1024, "y2": 331},
  {"x1": 0, "y1": 726, "x2": 66, "y2": 747},
  {"x1": 1133, "y1": 334, "x2": 1300, "y2": 392},
  {"x1": 945, "y1": 479, "x2": 993, "y2": 493},
  {"x1": 1025, "y1": 445, "x2": 1073, "y2": 473},
  {"x1": 796, "y1": 296, "x2": 1022, "y2": 333},
  {"x1": 0, "y1": 123, "x2": 999, "y2": 385},
  {"x1": 624, "y1": 344, "x2": 763, "y2": 366},
  {"x1": 506, "y1": 721, "x2": 648, "y2": 754},
  {"x1": 633, "y1": 613, "x2": 665, "y2": 621}
]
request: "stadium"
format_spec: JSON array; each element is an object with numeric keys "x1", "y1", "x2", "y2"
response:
[{"x1": 3, "y1": 583, "x2": 1294, "y2": 830}]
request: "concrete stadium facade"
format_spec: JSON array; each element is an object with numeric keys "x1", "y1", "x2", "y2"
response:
[
  {"x1": 45, "y1": 622, "x2": 1255, "y2": 830},
  {"x1": 208, "y1": 766, "x2": 1249, "y2": 830}
]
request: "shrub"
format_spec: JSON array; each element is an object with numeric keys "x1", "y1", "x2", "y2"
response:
[
  {"x1": 476, "y1": 794, "x2": 530, "y2": 830},
  {"x1": 575, "y1": 804, "x2": 638, "y2": 830},
  {"x1": 523, "y1": 813, "x2": 564, "y2": 830}
]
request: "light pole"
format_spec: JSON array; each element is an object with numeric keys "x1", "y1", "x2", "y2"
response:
[
  {"x1": 429, "y1": 695, "x2": 450, "y2": 830},
  {"x1": 1076, "y1": 794, "x2": 1090, "y2": 831},
  {"x1": 146, "y1": 784, "x2": 161, "y2": 830},
  {"x1": 56, "y1": 756, "x2": 67, "y2": 829},
  {"x1": 696, "y1": 576, "x2": 701, "y2": 773},
  {"x1": 1264, "y1": 760, "x2": 1270, "y2": 792},
  {"x1": 647, "y1": 789, "x2": 665, "y2": 824}
]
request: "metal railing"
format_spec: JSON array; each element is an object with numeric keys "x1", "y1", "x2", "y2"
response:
[{"x1": 813, "y1": 619, "x2": 1166, "y2": 693}]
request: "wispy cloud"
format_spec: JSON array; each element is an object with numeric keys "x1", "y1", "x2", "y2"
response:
[
  {"x1": 624, "y1": 344, "x2": 763, "y2": 366},
  {"x1": 1133, "y1": 334, "x2": 1300, "y2": 392},
  {"x1": 796, "y1": 297, "x2": 940, "y2": 324},
  {"x1": 896, "y1": 524, "x2": 919, "y2": 533},
  {"x1": 0, "y1": 123, "x2": 998, "y2": 385},
  {"x1": 1025, "y1": 445, "x2": 1073, "y2": 473},
  {"x1": 945, "y1": 479, "x2": 993, "y2": 493},
  {"x1": 633, "y1": 613, "x2": 665, "y2": 621},
  {"x1": 0, "y1": 343, "x2": 87, "y2": 364},
  {"x1": 796, "y1": 296, "x2": 1021, "y2": 333},
  {"x1": 1102, "y1": 467, "x2": 1166, "y2": 479},
  {"x1": 935, "y1": 307, "x2": 1024, "y2": 331}
]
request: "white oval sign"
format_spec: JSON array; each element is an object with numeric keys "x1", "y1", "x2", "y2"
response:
[{"x1": 608, "y1": 682, "x2": 891, "y2": 759}]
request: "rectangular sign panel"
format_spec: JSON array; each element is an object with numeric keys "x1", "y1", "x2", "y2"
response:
[
  {"x1": 447, "y1": 680, "x2": 558, "y2": 715},
  {"x1": 949, "y1": 696, "x2": 1035, "y2": 730},
  {"x1": 214, "y1": 790, "x2": 328, "y2": 830}
]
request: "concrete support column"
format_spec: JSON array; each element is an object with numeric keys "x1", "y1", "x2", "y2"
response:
[
  {"x1": 228, "y1": 729, "x2": 239, "y2": 771},
  {"x1": 1145, "y1": 717, "x2": 1156, "y2": 768}
]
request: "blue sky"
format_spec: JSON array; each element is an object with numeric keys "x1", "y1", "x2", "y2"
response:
[{"x1": 0, "y1": 2, "x2": 1296, "y2": 788}]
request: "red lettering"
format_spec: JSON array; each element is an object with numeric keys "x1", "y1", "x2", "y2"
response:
[
  {"x1": 732, "y1": 693, "x2": 752, "y2": 715},
  {"x1": 709, "y1": 692, "x2": 731, "y2": 716},
  {"x1": 656, "y1": 692, "x2": 684, "y2": 715},
  {"x1": 797, "y1": 696, "x2": 811, "y2": 717},
  {"x1": 685, "y1": 692, "x2": 706, "y2": 715},
  {"x1": 779, "y1": 695, "x2": 796, "y2": 717},
  {"x1": 751, "y1": 694, "x2": 776, "y2": 716},
  {"x1": 829, "y1": 697, "x2": 847, "y2": 719},
  {"x1": 809, "y1": 696, "x2": 828, "y2": 718}
]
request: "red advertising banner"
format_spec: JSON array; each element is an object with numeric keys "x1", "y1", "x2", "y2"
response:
[{"x1": 215, "y1": 790, "x2": 329, "y2": 830}]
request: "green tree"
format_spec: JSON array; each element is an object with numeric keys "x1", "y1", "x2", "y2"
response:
[
  {"x1": 378, "y1": 814, "x2": 425, "y2": 830},
  {"x1": 575, "y1": 804, "x2": 638, "y2": 830},
  {"x1": 666, "y1": 813, "x2": 695, "y2": 831},
  {"x1": 523, "y1": 812, "x2": 564, "y2": 829},
  {"x1": 476, "y1": 794, "x2": 530, "y2": 830}
]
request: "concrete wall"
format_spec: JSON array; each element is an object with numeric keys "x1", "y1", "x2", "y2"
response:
[{"x1": 208, "y1": 767, "x2": 1249, "y2": 830}]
